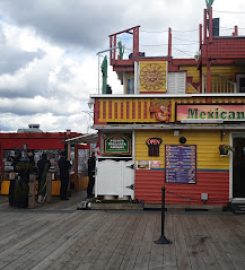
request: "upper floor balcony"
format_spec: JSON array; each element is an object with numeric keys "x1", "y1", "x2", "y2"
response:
[{"x1": 99, "y1": 8, "x2": 245, "y2": 96}]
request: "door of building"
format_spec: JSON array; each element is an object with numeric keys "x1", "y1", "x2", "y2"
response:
[
  {"x1": 95, "y1": 159, "x2": 134, "y2": 199},
  {"x1": 233, "y1": 138, "x2": 245, "y2": 198}
]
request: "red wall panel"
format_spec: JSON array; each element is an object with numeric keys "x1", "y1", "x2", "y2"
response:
[
  {"x1": 135, "y1": 170, "x2": 229, "y2": 206},
  {"x1": 202, "y1": 38, "x2": 245, "y2": 60}
]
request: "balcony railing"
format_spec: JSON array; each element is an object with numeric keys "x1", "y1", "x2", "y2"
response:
[{"x1": 203, "y1": 75, "x2": 236, "y2": 93}]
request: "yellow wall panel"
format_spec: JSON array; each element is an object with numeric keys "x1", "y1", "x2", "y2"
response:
[
  {"x1": 180, "y1": 66, "x2": 200, "y2": 83},
  {"x1": 135, "y1": 130, "x2": 230, "y2": 170},
  {"x1": 181, "y1": 65, "x2": 244, "y2": 80}
]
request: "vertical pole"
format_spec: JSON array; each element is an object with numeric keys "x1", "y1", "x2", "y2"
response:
[
  {"x1": 134, "y1": 61, "x2": 138, "y2": 94},
  {"x1": 113, "y1": 35, "x2": 117, "y2": 60},
  {"x1": 199, "y1": 24, "x2": 203, "y2": 93},
  {"x1": 207, "y1": 61, "x2": 211, "y2": 93},
  {"x1": 168, "y1": 27, "x2": 172, "y2": 59},
  {"x1": 75, "y1": 144, "x2": 79, "y2": 191},
  {"x1": 98, "y1": 55, "x2": 100, "y2": 94},
  {"x1": 203, "y1": 9, "x2": 207, "y2": 45},
  {"x1": 109, "y1": 36, "x2": 113, "y2": 64},
  {"x1": 154, "y1": 186, "x2": 171, "y2": 244},
  {"x1": 208, "y1": 7, "x2": 213, "y2": 42},
  {"x1": 161, "y1": 186, "x2": 165, "y2": 236},
  {"x1": 133, "y1": 27, "x2": 140, "y2": 57},
  {"x1": 28, "y1": 174, "x2": 36, "y2": 209},
  {"x1": 46, "y1": 172, "x2": 52, "y2": 203}
]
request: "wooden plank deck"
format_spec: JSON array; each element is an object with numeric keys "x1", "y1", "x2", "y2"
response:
[{"x1": 0, "y1": 194, "x2": 245, "y2": 270}]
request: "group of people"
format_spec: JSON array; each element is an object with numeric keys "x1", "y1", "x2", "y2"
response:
[
  {"x1": 37, "y1": 150, "x2": 96, "y2": 200},
  {"x1": 37, "y1": 151, "x2": 71, "y2": 201},
  {"x1": 9, "y1": 149, "x2": 96, "y2": 206},
  {"x1": 8, "y1": 149, "x2": 36, "y2": 207}
]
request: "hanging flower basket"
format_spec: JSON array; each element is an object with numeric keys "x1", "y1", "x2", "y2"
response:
[{"x1": 219, "y1": 144, "x2": 234, "y2": 156}]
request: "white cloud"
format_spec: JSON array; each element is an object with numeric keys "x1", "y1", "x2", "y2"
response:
[{"x1": 0, "y1": 0, "x2": 244, "y2": 133}]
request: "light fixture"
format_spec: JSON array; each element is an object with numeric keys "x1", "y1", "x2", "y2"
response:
[
  {"x1": 88, "y1": 98, "x2": 95, "y2": 110},
  {"x1": 173, "y1": 130, "x2": 180, "y2": 137},
  {"x1": 179, "y1": 137, "x2": 187, "y2": 144}
]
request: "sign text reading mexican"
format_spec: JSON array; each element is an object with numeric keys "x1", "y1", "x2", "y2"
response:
[{"x1": 177, "y1": 104, "x2": 245, "y2": 122}]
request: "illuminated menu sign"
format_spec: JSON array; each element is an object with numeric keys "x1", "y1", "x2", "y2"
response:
[{"x1": 165, "y1": 145, "x2": 196, "y2": 184}]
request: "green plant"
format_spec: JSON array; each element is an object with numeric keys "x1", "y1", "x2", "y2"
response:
[
  {"x1": 219, "y1": 144, "x2": 234, "y2": 155},
  {"x1": 117, "y1": 41, "x2": 124, "y2": 59}
]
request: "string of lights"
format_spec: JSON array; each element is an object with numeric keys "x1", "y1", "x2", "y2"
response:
[
  {"x1": 173, "y1": 46, "x2": 195, "y2": 57},
  {"x1": 140, "y1": 28, "x2": 198, "y2": 34},
  {"x1": 214, "y1": 9, "x2": 245, "y2": 14},
  {"x1": 173, "y1": 36, "x2": 199, "y2": 43},
  {"x1": 140, "y1": 42, "x2": 197, "y2": 47}
]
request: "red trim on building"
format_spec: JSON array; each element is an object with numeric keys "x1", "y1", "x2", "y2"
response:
[
  {"x1": 108, "y1": 101, "x2": 112, "y2": 119},
  {"x1": 103, "y1": 101, "x2": 107, "y2": 119},
  {"x1": 120, "y1": 102, "x2": 124, "y2": 119},
  {"x1": 114, "y1": 102, "x2": 118, "y2": 120},
  {"x1": 138, "y1": 101, "x2": 142, "y2": 119},
  {"x1": 126, "y1": 102, "x2": 130, "y2": 119},
  {"x1": 94, "y1": 100, "x2": 100, "y2": 124},
  {"x1": 150, "y1": 102, "x2": 154, "y2": 119},
  {"x1": 144, "y1": 102, "x2": 147, "y2": 118},
  {"x1": 132, "y1": 101, "x2": 135, "y2": 119}
]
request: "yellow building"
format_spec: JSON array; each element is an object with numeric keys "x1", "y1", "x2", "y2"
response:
[{"x1": 91, "y1": 7, "x2": 245, "y2": 210}]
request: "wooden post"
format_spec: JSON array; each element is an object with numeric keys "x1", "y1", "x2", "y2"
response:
[
  {"x1": 46, "y1": 172, "x2": 52, "y2": 203},
  {"x1": 133, "y1": 27, "x2": 140, "y2": 57},
  {"x1": 168, "y1": 27, "x2": 172, "y2": 59},
  {"x1": 28, "y1": 174, "x2": 36, "y2": 209},
  {"x1": 207, "y1": 61, "x2": 212, "y2": 93},
  {"x1": 208, "y1": 7, "x2": 213, "y2": 42}
]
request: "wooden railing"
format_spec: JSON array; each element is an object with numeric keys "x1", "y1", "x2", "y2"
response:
[{"x1": 203, "y1": 75, "x2": 236, "y2": 93}]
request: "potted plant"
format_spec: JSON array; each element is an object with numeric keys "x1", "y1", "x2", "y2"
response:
[{"x1": 219, "y1": 144, "x2": 234, "y2": 156}]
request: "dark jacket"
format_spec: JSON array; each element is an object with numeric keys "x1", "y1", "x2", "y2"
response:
[
  {"x1": 58, "y1": 156, "x2": 72, "y2": 179},
  {"x1": 37, "y1": 156, "x2": 51, "y2": 180},
  {"x1": 88, "y1": 156, "x2": 96, "y2": 177}
]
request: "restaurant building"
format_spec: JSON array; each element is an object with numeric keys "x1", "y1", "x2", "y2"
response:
[{"x1": 90, "y1": 6, "x2": 245, "y2": 208}]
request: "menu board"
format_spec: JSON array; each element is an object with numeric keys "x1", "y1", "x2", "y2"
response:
[{"x1": 165, "y1": 145, "x2": 196, "y2": 184}]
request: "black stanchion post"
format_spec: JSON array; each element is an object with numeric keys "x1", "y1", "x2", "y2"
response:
[{"x1": 154, "y1": 186, "x2": 171, "y2": 245}]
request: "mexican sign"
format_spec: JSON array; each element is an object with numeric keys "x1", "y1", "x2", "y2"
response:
[
  {"x1": 104, "y1": 136, "x2": 131, "y2": 155},
  {"x1": 177, "y1": 104, "x2": 245, "y2": 122}
]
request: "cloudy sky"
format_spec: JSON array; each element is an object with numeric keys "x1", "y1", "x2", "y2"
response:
[{"x1": 0, "y1": 0, "x2": 244, "y2": 133}]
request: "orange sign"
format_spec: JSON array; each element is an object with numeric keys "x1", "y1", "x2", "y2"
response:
[{"x1": 149, "y1": 102, "x2": 171, "y2": 122}]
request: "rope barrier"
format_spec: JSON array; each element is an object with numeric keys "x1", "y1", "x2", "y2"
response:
[{"x1": 166, "y1": 190, "x2": 227, "y2": 203}]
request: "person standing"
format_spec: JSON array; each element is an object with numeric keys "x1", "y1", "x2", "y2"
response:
[
  {"x1": 37, "y1": 153, "x2": 51, "y2": 201},
  {"x1": 87, "y1": 152, "x2": 96, "y2": 198},
  {"x1": 58, "y1": 151, "x2": 72, "y2": 200}
]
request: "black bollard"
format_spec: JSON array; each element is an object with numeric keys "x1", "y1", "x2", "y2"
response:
[{"x1": 154, "y1": 186, "x2": 171, "y2": 244}]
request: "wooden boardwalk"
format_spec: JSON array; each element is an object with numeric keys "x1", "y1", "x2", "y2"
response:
[{"x1": 0, "y1": 193, "x2": 245, "y2": 270}]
